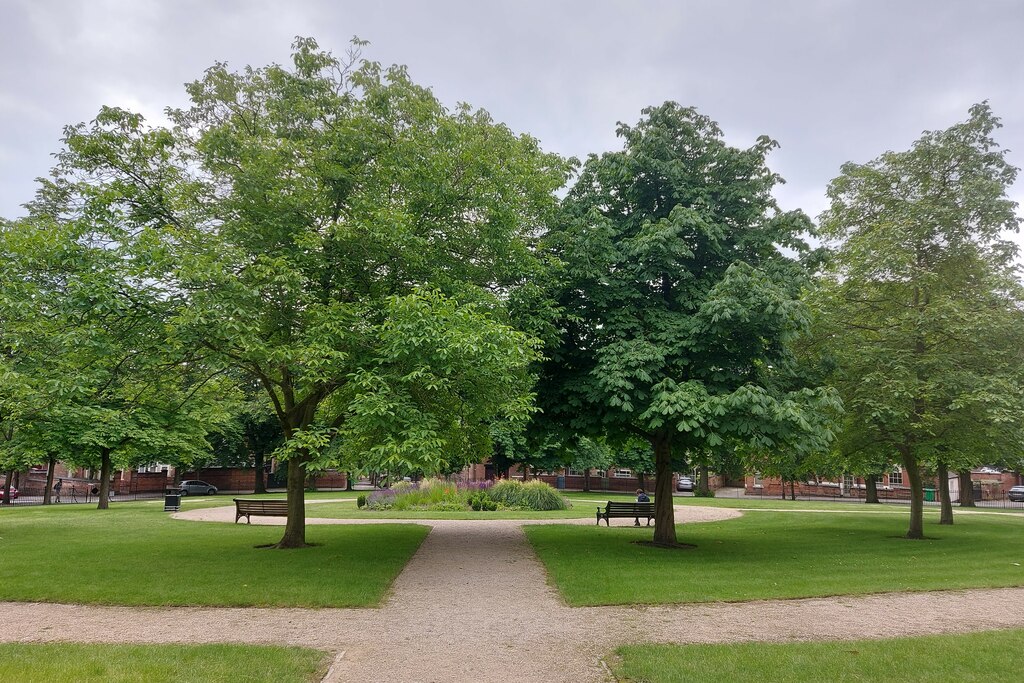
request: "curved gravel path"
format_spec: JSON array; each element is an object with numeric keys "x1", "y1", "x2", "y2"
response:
[{"x1": 5, "y1": 504, "x2": 1024, "y2": 682}]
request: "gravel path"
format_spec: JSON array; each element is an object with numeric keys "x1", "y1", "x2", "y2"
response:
[{"x1": 5, "y1": 505, "x2": 1024, "y2": 682}]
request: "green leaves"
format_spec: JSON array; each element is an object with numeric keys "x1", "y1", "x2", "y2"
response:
[{"x1": 819, "y1": 103, "x2": 1024, "y2": 533}]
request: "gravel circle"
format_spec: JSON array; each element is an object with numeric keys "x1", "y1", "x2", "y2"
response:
[{"x1": 5, "y1": 504, "x2": 1024, "y2": 682}]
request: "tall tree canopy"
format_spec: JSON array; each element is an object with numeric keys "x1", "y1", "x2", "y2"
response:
[
  {"x1": 539, "y1": 103, "x2": 838, "y2": 546},
  {"x1": 34, "y1": 38, "x2": 570, "y2": 546},
  {"x1": 819, "y1": 103, "x2": 1024, "y2": 538}
]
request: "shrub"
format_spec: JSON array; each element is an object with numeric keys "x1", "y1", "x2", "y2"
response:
[
  {"x1": 487, "y1": 480, "x2": 568, "y2": 511},
  {"x1": 366, "y1": 489, "x2": 396, "y2": 509},
  {"x1": 391, "y1": 481, "x2": 415, "y2": 495},
  {"x1": 519, "y1": 480, "x2": 570, "y2": 510},
  {"x1": 693, "y1": 488, "x2": 716, "y2": 498},
  {"x1": 391, "y1": 478, "x2": 461, "y2": 510},
  {"x1": 357, "y1": 494, "x2": 367, "y2": 508}
]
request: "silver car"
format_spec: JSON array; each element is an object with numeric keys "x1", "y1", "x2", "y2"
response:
[{"x1": 179, "y1": 480, "x2": 218, "y2": 496}]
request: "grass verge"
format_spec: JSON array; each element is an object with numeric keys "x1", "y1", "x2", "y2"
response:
[
  {"x1": 0, "y1": 643, "x2": 327, "y2": 683},
  {"x1": 0, "y1": 503, "x2": 428, "y2": 607},
  {"x1": 525, "y1": 511, "x2": 1024, "y2": 605},
  {"x1": 612, "y1": 629, "x2": 1024, "y2": 682}
]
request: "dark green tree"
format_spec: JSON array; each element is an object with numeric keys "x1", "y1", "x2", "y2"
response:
[{"x1": 538, "y1": 103, "x2": 839, "y2": 546}]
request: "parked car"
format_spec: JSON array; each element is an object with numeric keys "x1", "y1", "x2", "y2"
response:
[
  {"x1": 676, "y1": 476, "x2": 694, "y2": 492},
  {"x1": 0, "y1": 486, "x2": 18, "y2": 500},
  {"x1": 178, "y1": 480, "x2": 218, "y2": 496},
  {"x1": 1008, "y1": 485, "x2": 1024, "y2": 502}
]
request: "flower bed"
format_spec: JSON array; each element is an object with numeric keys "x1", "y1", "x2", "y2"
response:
[{"x1": 359, "y1": 478, "x2": 569, "y2": 512}]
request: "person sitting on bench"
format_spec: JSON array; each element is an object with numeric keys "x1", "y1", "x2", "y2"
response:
[{"x1": 635, "y1": 488, "x2": 650, "y2": 526}]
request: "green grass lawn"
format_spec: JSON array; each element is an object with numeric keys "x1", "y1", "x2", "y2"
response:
[
  {"x1": 0, "y1": 502, "x2": 428, "y2": 607},
  {"x1": 525, "y1": 510, "x2": 1024, "y2": 606},
  {"x1": 0, "y1": 643, "x2": 327, "y2": 683},
  {"x1": 612, "y1": 629, "x2": 1024, "y2": 683}
]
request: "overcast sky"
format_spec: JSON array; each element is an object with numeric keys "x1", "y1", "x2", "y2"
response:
[{"x1": 3, "y1": 0, "x2": 1023, "y2": 249}]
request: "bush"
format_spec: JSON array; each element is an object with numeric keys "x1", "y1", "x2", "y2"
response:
[
  {"x1": 365, "y1": 489, "x2": 396, "y2": 509},
  {"x1": 487, "y1": 480, "x2": 568, "y2": 511},
  {"x1": 357, "y1": 494, "x2": 367, "y2": 508},
  {"x1": 390, "y1": 478, "x2": 461, "y2": 510},
  {"x1": 693, "y1": 488, "x2": 716, "y2": 498}
]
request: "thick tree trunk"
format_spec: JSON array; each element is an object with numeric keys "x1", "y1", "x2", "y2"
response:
[
  {"x1": 937, "y1": 462, "x2": 953, "y2": 525},
  {"x1": 652, "y1": 430, "x2": 677, "y2": 546},
  {"x1": 43, "y1": 456, "x2": 56, "y2": 505},
  {"x1": 698, "y1": 465, "x2": 710, "y2": 496},
  {"x1": 637, "y1": 471, "x2": 646, "y2": 491},
  {"x1": 253, "y1": 450, "x2": 267, "y2": 494},
  {"x1": 789, "y1": 480, "x2": 796, "y2": 501},
  {"x1": 275, "y1": 455, "x2": 309, "y2": 548},
  {"x1": 900, "y1": 448, "x2": 924, "y2": 539},
  {"x1": 97, "y1": 448, "x2": 112, "y2": 510},
  {"x1": 345, "y1": 472, "x2": 354, "y2": 491},
  {"x1": 780, "y1": 477, "x2": 786, "y2": 500},
  {"x1": 583, "y1": 469, "x2": 591, "y2": 492},
  {"x1": 865, "y1": 476, "x2": 880, "y2": 504},
  {"x1": 958, "y1": 470, "x2": 976, "y2": 507}
]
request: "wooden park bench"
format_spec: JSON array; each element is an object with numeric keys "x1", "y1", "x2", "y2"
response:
[
  {"x1": 234, "y1": 498, "x2": 289, "y2": 524},
  {"x1": 596, "y1": 501, "x2": 655, "y2": 526}
]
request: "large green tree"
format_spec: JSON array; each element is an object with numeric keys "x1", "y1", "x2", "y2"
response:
[
  {"x1": 819, "y1": 103, "x2": 1024, "y2": 538},
  {"x1": 40, "y1": 39, "x2": 569, "y2": 546},
  {"x1": 539, "y1": 103, "x2": 838, "y2": 546}
]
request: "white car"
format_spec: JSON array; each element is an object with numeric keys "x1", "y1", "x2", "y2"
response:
[
  {"x1": 677, "y1": 476, "x2": 694, "y2": 492},
  {"x1": 178, "y1": 480, "x2": 218, "y2": 496}
]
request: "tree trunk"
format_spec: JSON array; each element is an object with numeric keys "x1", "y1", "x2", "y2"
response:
[
  {"x1": 780, "y1": 477, "x2": 787, "y2": 500},
  {"x1": 97, "y1": 448, "x2": 112, "y2": 510},
  {"x1": 865, "y1": 476, "x2": 880, "y2": 504},
  {"x1": 637, "y1": 471, "x2": 646, "y2": 491},
  {"x1": 253, "y1": 450, "x2": 267, "y2": 494},
  {"x1": 652, "y1": 430, "x2": 677, "y2": 546},
  {"x1": 345, "y1": 472, "x2": 354, "y2": 491},
  {"x1": 43, "y1": 456, "x2": 56, "y2": 505},
  {"x1": 937, "y1": 461, "x2": 953, "y2": 525},
  {"x1": 583, "y1": 468, "x2": 591, "y2": 492},
  {"x1": 1, "y1": 469, "x2": 12, "y2": 506},
  {"x1": 698, "y1": 465, "x2": 710, "y2": 496},
  {"x1": 275, "y1": 455, "x2": 309, "y2": 548},
  {"x1": 900, "y1": 448, "x2": 924, "y2": 539},
  {"x1": 789, "y1": 480, "x2": 796, "y2": 501},
  {"x1": 958, "y1": 470, "x2": 976, "y2": 507}
]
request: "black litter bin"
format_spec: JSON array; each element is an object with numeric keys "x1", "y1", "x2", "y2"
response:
[{"x1": 164, "y1": 488, "x2": 181, "y2": 512}]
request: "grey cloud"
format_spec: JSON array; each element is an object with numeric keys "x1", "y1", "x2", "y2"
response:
[{"x1": 2, "y1": 0, "x2": 1021, "y2": 250}]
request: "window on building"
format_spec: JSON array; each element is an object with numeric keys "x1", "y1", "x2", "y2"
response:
[
  {"x1": 612, "y1": 469, "x2": 633, "y2": 478},
  {"x1": 843, "y1": 474, "x2": 854, "y2": 490},
  {"x1": 566, "y1": 468, "x2": 586, "y2": 477},
  {"x1": 889, "y1": 469, "x2": 903, "y2": 486},
  {"x1": 753, "y1": 472, "x2": 763, "y2": 488}
]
